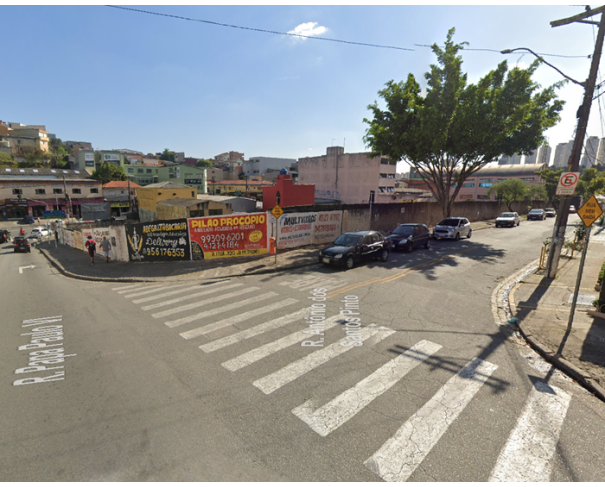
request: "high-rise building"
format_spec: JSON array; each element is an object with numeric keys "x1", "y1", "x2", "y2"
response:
[
  {"x1": 537, "y1": 144, "x2": 552, "y2": 166},
  {"x1": 553, "y1": 141, "x2": 574, "y2": 169},
  {"x1": 498, "y1": 153, "x2": 522, "y2": 165},
  {"x1": 581, "y1": 136, "x2": 600, "y2": 169},
  {"x1": 524, "y1": 150, "x2": 538, "y2": 165},
  {"x1": 596, "y1": 138, "x2": 605, "y2": 168}
]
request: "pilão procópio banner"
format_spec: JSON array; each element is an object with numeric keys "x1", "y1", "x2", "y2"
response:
[
  {"x1": 188, "y1": 213, "x2": 268, "y2": 260},
  {"x1": 126, "y1": 219, "x2": 190, "y2": 262}
]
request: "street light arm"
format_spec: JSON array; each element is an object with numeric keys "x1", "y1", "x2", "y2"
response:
[{"x1": 501, "y1": 47, "x2": 586, "y2": 87}]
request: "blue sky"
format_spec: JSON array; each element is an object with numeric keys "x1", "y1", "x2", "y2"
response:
[{"x1": 1, "y1": 4, "x2": 602, "y2": 172}]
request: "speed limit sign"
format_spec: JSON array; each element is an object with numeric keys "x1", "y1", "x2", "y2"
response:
[{"x1": 556, "y1": 172, "x2": 580, "y2": 196}]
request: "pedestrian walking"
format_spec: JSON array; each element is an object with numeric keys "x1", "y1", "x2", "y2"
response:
[
  {"x1": 99, "y1": 236, "x2": 112, "y2": 263},
  {"x1": 84, "y1": 235, "x2": 96, "y2": 265}
]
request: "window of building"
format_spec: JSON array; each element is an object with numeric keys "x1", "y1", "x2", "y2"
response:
[
  {"x1": 209, "y1": 209, "x2": 223, "y2": 216},
  {"x1": 380, "y1": 158, "x2": 388, "y2": 165},
  {"x1": 479, "y1": 178, "x2": 493, "y2": 182},
  {"x1": 128, "y1": 168, "x2": 133, "y2": 173},
  {"x1": 520, "y1": 177, "x2": 534, "y2": 181},
  {"x1": 72, "y1": 188, "x2": 81, "y2": 194},
  {"x1": 387, "y1": 187, "x2": 395, "y2": 193},
  {"x1": 477, "y1": 194, "x2": 491, "y2": 200},
  {"x1": 190, "y1": 210, "x2": 204, "y2": 217},
  {"x1": 479, "y1": 182, "x2": 492, "y2": 188},
  {"x1": 35, "y1": 189, "x2": 46, "y2": 195},
  {"x1": 137, "y1": 169, "x2": 143, "y2": 173},
  {"x1": 146, "y1": 169, "x2": 152, "y2": 173},
  {"x1": 378, "y1": 187, "x2": 387, "y2": 193},
  {"x1": 388, "y1": 174, "x2": 395, "y2": 179},
  {"x1": 53, "y1": 188, "x2": 63, "y2": 194},
  {"x1": 12, "y1": 189, "x2": 22, "y2": 195},
  {"x1": 90, "y1": 188, "x2": 99, "y2": 194},
  {"x1": 463, "y1": 183, "x2": 475, "y2": 187},
  {"x1": 497, "y1": 178, "x2": 507, "y2": 182},
  {"x1": 379, "y1": 173, "x2": 388, "y2": 178}
]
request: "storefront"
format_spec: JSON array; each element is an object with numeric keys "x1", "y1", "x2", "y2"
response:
[{"x1": 1, "y1": 199, "x2": 29, "y2": 219}]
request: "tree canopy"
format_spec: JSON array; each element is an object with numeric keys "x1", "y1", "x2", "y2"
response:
[
  {"x1": 577, "y1": 167, "x2": 605, "y2": 200},
  {"x1": 536, "y1": 167, "x2": 564, "y2": 206},
  {"x1": 196, "y1": 159, "x2": 214, "y2": 168},
  {"x1": 91, "y1": 163, "x2": 128, "y2": 184},
  {"x1": 0, "y1": 152, "x2": 16, "y2": 167},
  {"x1": 487, "y1": 179, "x2": 527, "y2": 211},
  {"x1": 159, "y1": 148, "x2": 175, "y2": 162},
  {"x1": 363, "y1": 28, "x2": 564, "y2": 217}
]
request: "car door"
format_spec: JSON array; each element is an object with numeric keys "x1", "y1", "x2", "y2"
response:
[
  {"x1": 361, "y1": 235, "x2": 374, "y2": 260},
  {"x1": 411, "y1": 226, "x2": 421, "y2": 248},
  {"x1": 418, "y1": 225, "x2": 429, "y2": 246},
  {"x1": 461, "y1": 218, "x2": 470, "y2": 237}
]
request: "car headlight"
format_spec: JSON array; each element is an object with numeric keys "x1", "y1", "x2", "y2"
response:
[{"x1": 334, "y1": 254, "x2": 343, "y2": 259}]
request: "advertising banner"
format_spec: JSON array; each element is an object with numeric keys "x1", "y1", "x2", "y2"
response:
[
  {"x1": 277, "y1": 211, "x2": 343, "y2": 249},
  {"x1": 125, "y1": 219, "x2": 190, "y2": 262},
  {"x1": 64, "y1": 230, "x2": 75, "y2": 248},
  {"x1": 74, "y1": 231, "x2": 83, "y2": 250},
  {"x1": 188, "y1": 213, "x2": 267, "y2": 260}
]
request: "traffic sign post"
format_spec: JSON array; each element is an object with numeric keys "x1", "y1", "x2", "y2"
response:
[
  {"x1": 556, "y1": 172, "x2": 580, "y2": 196},
  {"x1": 577, "y1": 195, "x2": 604, "y2": 227},
  {"x1": 270, "y1": 205, "x2": 283, "y2": 264}
]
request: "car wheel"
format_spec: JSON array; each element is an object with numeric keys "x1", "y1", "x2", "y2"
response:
[
  {"x1": 405, "y1": 241, "x2": 413, "y2": 253},
  {"x1": 467, "y1": 229, "x2": 472, "y2": 239},
  {"x1": 380, "y1": 249, "x2": 389, "y2": 262},
  {"x1": 454, "y1": 233, "x2": 460, "y2": 241},
  {"x1": 495, "y1": 223, "x2": 499, "y2": 228},
  {"x1": 517, "y1": 221, "x2": 520, "y2": 226},
  {"x1": 424, "y1": 239, "x2": 430, "y2": 250},
  {"x1": 345, "y1": 256, "x2": 355, "y2": 270}
]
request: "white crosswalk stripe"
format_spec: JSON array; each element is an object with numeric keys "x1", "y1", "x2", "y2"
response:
[
  {"x1": 132, "y1": 282, "x2": 229, "y2": 304},
  {"x1": 123, "y1": 282, "x2": 197, "y2": 299},
  {"x1": 364, "y1": 357, "x2": 498, "y2": 482},
  {"x1": 199, "y1": 308, "x2": 311, "y2": 353},
  {"x1": 280, "y1": 276, "x2": 347, "y2": 291},
  {"x1": 112, "y1": 283, "x2": 151, "y2": 291},
  {"x1": 115, "y1": 283, "x2": 166, "y2": 294},
  {"x1": 489, "y1": 381, "x2": 571, "y2": 482},
  {"x1": 164, "y1": 292, "x2": 279, "y2": 328},
  {"x1": 253, "y1": 324, "x2": 395, "y2": 394},
  {"x1": 145, "y1": 285, "x2": 250, "y2": 315},
  {"x1": 180, "y1": 298, "x2": 300, "y2": 340},
  {"x1": 222, "y1": 315, "x2": 343, "y2": 371},
  {"x1": 292, "y1": 339, "x2": 442, "y2": 436}
]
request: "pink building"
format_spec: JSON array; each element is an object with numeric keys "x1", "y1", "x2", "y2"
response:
[{"x1": 262, "y1": 172, "x2": 314, "y2": 211}]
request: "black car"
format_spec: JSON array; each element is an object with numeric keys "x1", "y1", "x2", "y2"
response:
[
  {"x1": 527, "y1": 209, "x2": 546, "y2": 221},
  {"x1": 387, "y1": 224, "x2": 431, "y2": 252},
  {"x1": 13, "y1": 237, "x2": 31, "y2": 253},
  {"x1": 319, "y1": 231, "x2": 389, "y2": 270},
  {"x1": 0, "y1": 229, "x2": 10, "y2": 244}
]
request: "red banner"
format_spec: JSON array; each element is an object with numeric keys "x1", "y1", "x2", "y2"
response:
[{"x1": 188, "y1": 213, "x2": 268, "y2": 260}]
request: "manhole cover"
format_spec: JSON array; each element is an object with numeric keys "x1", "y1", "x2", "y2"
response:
[{"x1": 569, "y1": 294, "x2": 596, "y2": 306}]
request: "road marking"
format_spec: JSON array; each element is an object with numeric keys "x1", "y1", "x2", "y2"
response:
[
  {"x1": 122, "y1": 282, "x2": 196, "y2": 299},
  {"x1": 489, "y1": 381, "x2": 571, "y2": 482},
  {"x1": 132, "y1": 281, "x2": 229, "y2": 304},
  {"x1": 292, "y1": 339, "x2": 442, "y2": 436},
  {"x1": 222, "y1": 315, "x2": 343, "y2": 371},
  {"x1": 116, "y1": 283, "x2": 166, "y2": 294},
  {"x1": 141, "y1": 283, "x2": 245, "y2": 311},
  {"x1": 180, "y1": 298, "x2": 300, "y2": 340},
  {"x1": 364, "y1": 357, "x2": 497, "y2": 482},
  {"x1": 164, "y1": 292, "x2": 279, "y2": 328},
  {"x1": 151, "y1": 287, "x2": 258, "y2": 318},
  {"x1": 253, "y1": 325, "x2": 394, "y2": 395},
  {"x1": 112, "y1": 283, "x2": 151, "y2": 291},
  {"x1": 19, "y1": 265, "x2": 36, "y2": 274},
  {"x1": 200, "y1": 308, "x2": 310, "y2": 353}
]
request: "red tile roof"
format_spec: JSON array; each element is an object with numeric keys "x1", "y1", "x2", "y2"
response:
[{"x1": 103, "y1": 181, "x2": 142, "y2": 188}]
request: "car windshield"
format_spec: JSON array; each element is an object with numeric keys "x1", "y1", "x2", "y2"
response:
[
  {"x1": 545, "y1": 208, "x2": 555, "y2": 212},
  {"x1": 438, "y1": 218, "x2": 460, "y2": 227},
  {"x1": 392, "y1": 226, "x2": 414, "y2": 236},
  {"x1": 334, "y1": 234, "x2": 363, "y2": 247},
  {"x1": 529, "y1": 210, "x2": 543, "y2": 214},
  {"x1": 499, "y1": 213, "x2": 515, "y2": 218}
]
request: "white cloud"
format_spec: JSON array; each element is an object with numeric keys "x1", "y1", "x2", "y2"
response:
[{"x1": 288, "y1": 22, "x2": 327, "y2": 40}]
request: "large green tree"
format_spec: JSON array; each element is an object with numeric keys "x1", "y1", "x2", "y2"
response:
[
  {"x1": 0, "y1": 152, "x2": 16, "y2": 167},
  {"x1": 159, "y1": 148, "x2": 175, "y2": 162},
  {"x1": 536, "y1": 167, "x2": 564, "y2": 206},
  {"x1": 487, "y1": 179, "x2": 527, "y2": 211},
  {"x1": 196, "y1": 159, "x2": 214, "y2": 168},
  {"x1": 577, "y1": 167, "x2": 605, "y2": 200},
  {"x1": 91, "y1": 162, "x2": 128, "y2": 184},
  {"x1": 363, "y1": 28, "x2": 564, "y2": 217}
]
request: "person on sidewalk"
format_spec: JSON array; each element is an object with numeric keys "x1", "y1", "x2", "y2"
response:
[
  {"x1": 99, "y1": 236, "x2": 112, "y2": 263},
  {"x1": 84, "y1": 235, "x2": 96, "y2": 265}
]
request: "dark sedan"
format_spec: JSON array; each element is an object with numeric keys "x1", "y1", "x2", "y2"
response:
[
  {"x1": 319, "y1": 231, "x2": 389, "y2": 270},
  {"x1": 13, "y1": 237, "x2": 31, "y2": 253},
  {"x1": 527, "y1": 209, "x2": 546, "y2": 221},
  {"x1": 387, "y1": 224, "x2": 431, "y2": 252}
]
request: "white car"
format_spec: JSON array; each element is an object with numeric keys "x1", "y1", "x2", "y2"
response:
[
  {"x1": 432, "y1": 217, "x2": 472, "y2": 240},
  {"x1": 495, "y1": 212, "x2": 520, "y2": 228},
  {"x1": 30, "y1": 227, "x2": 50, "y2": 240}
]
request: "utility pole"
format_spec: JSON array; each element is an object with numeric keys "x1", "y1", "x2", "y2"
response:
[{"x1": 545, "y1": 6, "x2": 605, "y2": 279}]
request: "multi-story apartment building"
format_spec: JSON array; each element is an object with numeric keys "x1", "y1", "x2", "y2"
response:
[
  {"x1": 537, "y1": 144, "x2": 552, "y2": 166},
  {"x1": 125, "y1": 164, "x2": 207, "y2": 194},
  {"x1": 596, "y1": 138, "x2": 605, "y2": 168},
  {"x1": 498, "y1": 153, "x2": 522, "y2": 165},
  {"x1": 553, "y1": 141, "x2": 574, "y2": 169},
  {"x1": 298, "y1": 147, "x2": 397, "y2": 204},
  {"x1": 63, "y1": 141, "x2": 93, "y2": 157},
  {"x1": 215, "y1": 151, "x2": 244, "y2": 163},
  {"x1": 580, "y1": 136, "x2": 600, "y2": 169},
  {"x1": 243, "y1": 156, "x2": 297, "y2": 177},
  {"x1": 0, "y1": 167, "x2": 103, "y2": 219},
  {"x1": 207, "y1": 179, "x2": 273, "y2": 197},
  {"x1": 5, "y1": 123, "x2": 51, "y2": 158},
  {"x1": 102, "y1": 180, "x2": 141, "y2": 217}
]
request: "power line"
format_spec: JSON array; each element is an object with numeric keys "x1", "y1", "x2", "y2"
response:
[{"x1": 106, "y1": 5, "x2": 591, "y2": 59}]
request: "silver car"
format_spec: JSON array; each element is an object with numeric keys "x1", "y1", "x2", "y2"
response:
[
  {"x1": 432, "y1": 217, "x2": 472, "y2": 240},
  {"x1": 495, "y1": 212, "x2": 520, "y2": 228}
]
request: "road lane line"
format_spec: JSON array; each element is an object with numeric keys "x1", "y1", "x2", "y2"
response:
[
  {"x1": 221, "y1": 315, "x2": 343, "y2": 371},
  {"x1": 364, "y1": 357, "x2": 498, "y2": 482},
  {"x1": 253, "y1": 325, "x2": 394, "y2": 395},
  {"x1": 141, "y1": 283, "x2": 245, "y2": 311},
  {"x1": 180, "y1": 298, "x2": 300, "y2": 339},
  {"x1": 199, "y1": 308, "x2": 310, "y2": 353},
  {"x1": 151, "y1": 287, "x2": 257, "y2": 318},
  {"x1": 164, "y1": 292, "x2": 278, "y2": 327},
  {"x1": 489, "y1": 381, "x2": 571, "y2": 482},
  {"x1": 123, "y1": 282, "x2": 196, "y2": 298},
  {"x1": 293, "y1": 340, "x2": 442, "y2": 436}
]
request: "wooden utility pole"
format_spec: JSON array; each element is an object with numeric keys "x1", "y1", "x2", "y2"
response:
[{"x1": 546, "y1": 6, "x2": 605, "y2": 279}]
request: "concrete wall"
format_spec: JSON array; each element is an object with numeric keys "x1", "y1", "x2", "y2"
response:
[
  {"x1": 61, "y1": 220, "x2": 131, "y2": 262},
  {"x1": 139, "y1": 208, "x2": 157, "y2": 223}
]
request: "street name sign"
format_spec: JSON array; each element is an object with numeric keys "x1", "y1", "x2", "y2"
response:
[
  {"x1": 556, "y1": 172, "x2": 580, "y2": 195},
  {"x1": 271, "y1": 205, "x2": 284, "y2": 219},
  {"x1": 578, "y1": 195, "x2": 604, "y2": 227}
]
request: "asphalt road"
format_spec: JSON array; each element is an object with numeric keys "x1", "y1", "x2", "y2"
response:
[{"x1": 2, "y1": 216, "x2": 605, "y2": 481}]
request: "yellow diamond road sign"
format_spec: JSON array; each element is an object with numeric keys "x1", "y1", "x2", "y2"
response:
[
  {"x1": 271, "y1": 205, "x2": 284, "y2": 219},
  {"x1": 578, "y1": 195, "x2": 604, "y2": 227}
]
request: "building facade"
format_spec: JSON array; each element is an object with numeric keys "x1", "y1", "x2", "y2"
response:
[
  {"x1": 125, "y1": 164, "x2": 207, "y2": 193},
  {"x1": 207, "y1": 179, "x2": 272, "y2": 197},
  {"x1": 243, "y1": 156, "x2": 297, "y2": 177},
  {"x1": 553, "y1": 141, "x2": 574, "y2": 169},
  {"x1": 156, "y1": 198, "x2": 233, "y2": 220},
  {"x1": 5, "y1": 123, "x2": 50, "y2": 158},
  {"x1": 298, "y1": 147, "x2": 397, "y2": 204},
  {"x1": 262, "y1": 172, "x2": 314, "y2": 211},
  {"x1": 102, "y1": 180, "x2": 141, "y2": 217},
  {"x1": 581, "y1": 136, "x2": 600, "y2": 169},
  {"x1": 135, "y1": 182, "x2": 197, "y2": 222}
]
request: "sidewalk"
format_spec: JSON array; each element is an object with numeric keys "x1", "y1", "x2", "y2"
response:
[{"x1": 510, "y1": 224, "x2": 605, "y2": 401}]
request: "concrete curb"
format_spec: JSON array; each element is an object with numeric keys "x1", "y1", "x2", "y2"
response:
[
  {"x1": 508, "y1": 269, "x2": 605, "y2": 403},
  {"x1": 38, "y1": 246, "x2": 320, "y2": 284}
]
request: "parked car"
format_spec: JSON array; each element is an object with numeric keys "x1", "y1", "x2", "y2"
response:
[
  {"x1": 319, "y1": 231, "x2": 389, "y2": 270},
  {"x1": 387, "y1": 224, "x2": 431, "y2": 252},
  {"x1": 569, "y1": 205, "x2": 577, "y2": 214},
  {"x1": 23, "y1": 215, "x2": 35, "y2": 224},
  {"x1": 495, "y1": 212, "x2": 520, "y2": 228},
  {"x1": 527, "y1": 209, "x2": 546, "y2": 221},
  {"x1": 0, "y1": 229, "x2": 10, "y2": 244},
  {"x1": 432, "y1": 217, "x2": 472, "y2": 240},
  {"x1": 13, "y1": 237, "x2": 31, "y2": 253},
  {"x1": 544, "y1": 208, "x2": 556, "y2": 218}
]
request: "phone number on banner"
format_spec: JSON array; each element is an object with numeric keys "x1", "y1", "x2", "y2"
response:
[
  {"x1": 205, "y1": 248, "x2": 266, "y2": 258},
  {"x1": 198, "y1": 232, "x2": 247, "y2": 251},
  {"x1": 145, "y1": 248, "x2": 186, "y2": 258}
]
